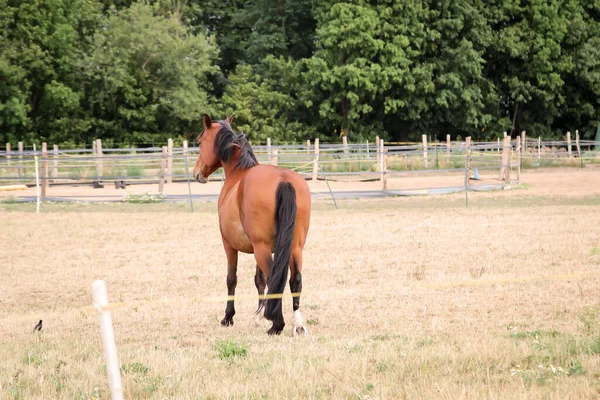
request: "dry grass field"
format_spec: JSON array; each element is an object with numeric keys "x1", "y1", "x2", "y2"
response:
[{"x1": 1, "y1": 169, "x2": 600, "y2": 399}]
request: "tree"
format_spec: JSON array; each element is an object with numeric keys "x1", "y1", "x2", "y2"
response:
[
  {"x1": 304, "y1": 3, "x2": 388, "y2": 139},
  {"x1": 0, "y1": 0, "x2": 101, "y2": 145},
  {"x1": 375, "y1": 0, "x2": 495, "y2": 141},
  {"x1": 483, "y1": 0, "x2": 577, "y2": 138},
  {"x1": 82, "y1": 2, "x2": 219, "y2": 145},
  {"x1": 221, "y1": 59, "x2": 313, "y2": 143}
]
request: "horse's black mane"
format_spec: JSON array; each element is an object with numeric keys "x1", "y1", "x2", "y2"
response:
[{"x1": 214, "y1": 120, "x2": 258, "y2": 170}]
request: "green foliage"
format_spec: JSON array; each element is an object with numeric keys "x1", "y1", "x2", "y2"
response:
[
  {"x1": 222, "y1": 57, "x2": 316, "y2": 143},
  {"x1": 0, "y1": 0, "x2": 599, "y2": 146},
  {"x1": 83, "y1": 2, "x2": 218, "y2": 143},
  {"x1": 121, "y1": 362, "x2": 150, "y2": 375},
  {"x1": 213, "y1": 339, "x2": 248, "y2": 360},
  {"x1": 124, "y1": 192, "x2": 165, "y2": 204}
]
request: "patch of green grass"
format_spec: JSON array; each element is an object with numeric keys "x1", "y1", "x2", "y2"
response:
[
  {"x1": 125, "y1": 164, "x2": 145, "y2": 177},
  {"x1": 578, "y1": 307, "x2": 599, "y2": 336},
  {"x1": 591, "y1": 247, "x2": 599, "y2": 257},
  {"x1": 23, "y1": 350, "x2": 43, "y2": 366},
  {"x1": 568, "y1": 359, "x2": 586, "y2": 376},
  {"x1": 0, "y1": 195, "x2": 18, "y2": 204},
  {"x1": 510, "y1": 330, "x2": 560, "y2": 340},
  {"x1": 214, "y1": 339, "x2": 248, "y2": 360},
  {"x1": 68, "y1": 166, "x2": 89, "y2": 180},
  {"x1": 123, "y1": 192, "x2": 166, "y2": 204},
  {"x1": 121, "y1": 361, "x2": 150, "y2": 375}
]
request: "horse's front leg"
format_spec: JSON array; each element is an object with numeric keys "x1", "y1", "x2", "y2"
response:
[{"x1": 221, "y1": 242, "x2": 238, "y2": 326}]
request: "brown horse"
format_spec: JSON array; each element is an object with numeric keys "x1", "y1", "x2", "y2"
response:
[{"x1": 193, "y1": 114, "x2": 311, "y2": 336}]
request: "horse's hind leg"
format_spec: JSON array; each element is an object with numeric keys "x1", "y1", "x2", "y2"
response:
[
  {"x1": 221, "y1": 242, "x2": 238, "y2": 327},
  {"x1": 253, "y1": 265, "x2": 268, "y2": 326},
  {"x1": 290, "y1": 250, "x2": 308, "y2": 337},
  {"x1": 253, "y1": 244, "x2": 284, "y2": 335}
]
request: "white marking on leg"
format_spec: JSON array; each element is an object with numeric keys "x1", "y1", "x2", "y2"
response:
[
  {"x1": 292, "y1": 310, "x2": 308, "y2": 337},
  {"x1": 254, "y1": 306, "x2": 267, "y2": 327}
]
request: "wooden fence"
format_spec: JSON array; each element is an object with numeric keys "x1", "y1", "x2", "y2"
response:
[{"x1": 1, "y1": 131, "x2": 598, "y2": 198}]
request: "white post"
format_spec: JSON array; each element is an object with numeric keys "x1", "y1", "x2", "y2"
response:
[
  {"x1": 267, "y1": 138, "x2": 272, "y2": 163},
  {"x1": 167, "y1": 138, "x2": 173, "y2": 184},
  {"x1": 375, "y1": 136, "x2": 380, "y2": 166},
  {"x1": 91, "y1": 280, "x2": 124, "y2": 400},
  {"x1": 312, "y1": 138, "x2": 319, "y2": 181},
  {"x1": 379, "y1": 140, "x2": 385, "y2": 182},
  {"x1": 33, "y1": 144, "x2": 40, "y2": 214},
  {"x1": 52, "y1": 144, "x2": 59, "y2": 182},
  {"x1": 422, "y1": 134, "x2": 428, "y2": 168}
]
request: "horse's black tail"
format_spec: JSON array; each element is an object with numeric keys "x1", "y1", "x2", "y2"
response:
[{"x1": 264, "y1": 181, "x2": 297, "y2": 322}]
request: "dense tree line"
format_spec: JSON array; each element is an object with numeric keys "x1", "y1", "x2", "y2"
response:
[{"x1": 1, "y1": 0, "x2": 599, "y2": 146}]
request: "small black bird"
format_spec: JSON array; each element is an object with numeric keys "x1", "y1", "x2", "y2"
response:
[{"x1": 33, "y1": 320, "x2": 43, "y2": 332}]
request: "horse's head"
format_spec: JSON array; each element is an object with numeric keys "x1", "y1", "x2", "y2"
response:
[{"x1": 193, "y1": 114, "x2": 234, "y2": 183}]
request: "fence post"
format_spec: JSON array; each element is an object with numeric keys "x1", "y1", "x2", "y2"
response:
[
  {"x1": 167, "y1": 138, "x2": 173, "y2": 184},
  {"x1": 91, "y1": 280, "x2": 124, "y2": 400},
  {"x1": 500, "y1": 135, "x2": 509, "y2": 180},
  {"x1": 271, "y1": 149, "x2": 278, "y2": 166},
  {"x1": 446, "y1": 134, "x2": 451, "y2": 159},
  {"x1": 576, "y1": 129, "x2": 583, "y2": 168},
  {"x1": 538, "y1": 137, "x2": 541, "y2": 162},
  {"x1": 507, "y1": 137, "x2": 513, "y2": 182},
  {"x1": 516, "y1": 136, "x2": 521, "y2": 184},
  {"x1": 96, "y1": 139, "x2": 103, "y2": 181},
  {"x1": 342, "y1": 136, "x2": 348, "y2": 154},
  {"x1": 521, "y1": 130, "x2": 526, "y2": 153},
  {"x1": 382, "y1": 148, "x2": 388, "y2": 190},
  {"x1": 52, "y1": 144, "x2": 59, "y2": 182},
  {"x1": 312, "y1": 138, "x2": 319, "y2": 181},
  {"x1": 497, "y1": 138, "x2": 500, "y2": 153},
  {"x1": 375, "y1": 136, "x2": 380, "y2": 167},
  {"x1": 183, "y1": 140, "x2": 188, "y2": 177},
  {"x1": 567, "y1": 131, "x2": 572, "y2": 157},
  {"x1": 41, "y1": 143, "x2": 48, "y2": 197},
  {"x1": 18, "y1": 142, "x2": 23, "y2": 178},
  {"x1": 266, "y1": 138, "x2": 272, "y2": 164},
  {"x1": 33, "y1": 144, "x2": 40, "y2": 213},
  {"x1": 465, "y1": 136, "x2": 471, "y2": 207},
  {"x1": 465, "y1": 137, "x2": 471, "y2": 188},
  {"x1": 422, "y1": 134, "x2": 428, "y2": 168},
  {"x1": 159, "y1": 146, "x2": 167, "y2": 194},
  {"x1": 379, "y1": 139, "x2": 385, "y2": 182},
  {"x1": 6, "y1": 143, "x2": 11, "y2": 166}
]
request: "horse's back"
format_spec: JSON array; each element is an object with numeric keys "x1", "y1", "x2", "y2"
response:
[{"x1": 239, "y1": 165, "x2": 311, "y2": 249}]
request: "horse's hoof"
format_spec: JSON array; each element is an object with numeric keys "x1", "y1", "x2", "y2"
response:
[
  {"x1": 221, "y1": 318, "x2": 233, "y2": 327},
  {"x1": 293, "y1": 326, "x2": 308, "y2": 337},
  {"x1": 254, "y1": 315, "x2": 268, "y2": 328},
  {"x1": 267, "y1": 326, "x2": 283, "y2": 336}
]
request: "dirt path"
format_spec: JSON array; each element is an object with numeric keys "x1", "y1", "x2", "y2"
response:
[{"x1": 1, "y1": 166, "x2": 599, "y2": 202}]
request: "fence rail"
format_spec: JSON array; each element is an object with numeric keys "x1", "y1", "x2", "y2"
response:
[{"x1": 1, "y1": 134, "x2": 599, "y2": 202}]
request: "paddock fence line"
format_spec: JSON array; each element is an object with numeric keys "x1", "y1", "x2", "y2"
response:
[{"x1": 1, "y1": 131, "x2": 599, "y2": 202}]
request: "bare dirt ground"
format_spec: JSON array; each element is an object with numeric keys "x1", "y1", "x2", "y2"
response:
[
  {"x1": 1, "y1": 166, "x2": 600, "y2": 202},
  {"x1": 1, "y1": 167, "x2": 600, "y2": 399}
]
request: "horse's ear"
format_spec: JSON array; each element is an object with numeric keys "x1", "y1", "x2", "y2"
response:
[
  {"x1": 226, "y1": 114, "x2": 235, "y2": 124},
  {"x1": 203, "y1": 114, "x2": 212, "y2": 128}
]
